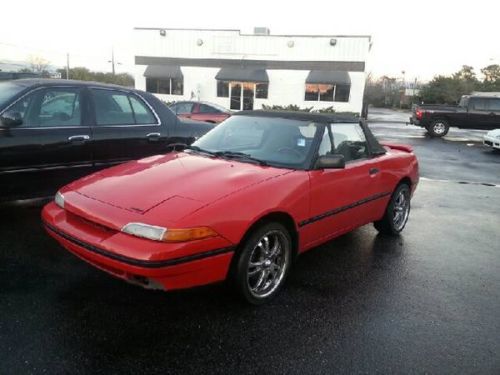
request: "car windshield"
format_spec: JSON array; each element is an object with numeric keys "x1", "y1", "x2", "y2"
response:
[
  {"x1": 0, "y1": 81, "x2": 27, "y2": 108},
  {"x1": 191, "y1": 115, "x2": 321, "y2": 169}
]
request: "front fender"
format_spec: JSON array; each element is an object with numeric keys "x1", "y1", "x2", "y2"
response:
[{"x1": 177, "y1": 170, "x2": 310, "y2": 245}]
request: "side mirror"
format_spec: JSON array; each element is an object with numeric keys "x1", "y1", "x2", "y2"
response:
[
  {"x1": 315, "y1": 154, "x2": 345, "y2": 169},
  {"x1": 0, "y1": 110, "x2": 23, "y2": 127}
]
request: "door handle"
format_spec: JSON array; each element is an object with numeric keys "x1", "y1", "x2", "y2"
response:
[
  {"x1": 369, "y1": 168, "x2": 380, "y2": 175},
  {"x1": 146, "y1": 132, "x2": 161, "y2": 142},
  {"x1": 68, "y1": 135, "x2": 90, "y2": 143}
]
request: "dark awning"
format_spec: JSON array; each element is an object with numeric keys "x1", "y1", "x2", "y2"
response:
[
  {"x1": 306, "y1": 70, "x2": 351, "y2": 85},
  {"x1": 215, "y1": 67, "x2": 269, "y2": 83},
  {"x1": 143, "y1": 65, "x2": 183, "y2": 79}
]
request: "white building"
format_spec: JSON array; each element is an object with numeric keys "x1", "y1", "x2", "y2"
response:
[{"x1": 134, "y1": 28, "x2": 371, "y2": 114}]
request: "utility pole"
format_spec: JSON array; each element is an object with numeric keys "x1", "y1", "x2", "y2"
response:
[
  {"x1": 108, "y1": 48, "x2": 121, "y2": 76},
  {"x1": 110, "y1": 48, "x2": 116, "y2": 75},
  {"x1": 66, "y1": 53, "x2": 70, "y2": 79}
]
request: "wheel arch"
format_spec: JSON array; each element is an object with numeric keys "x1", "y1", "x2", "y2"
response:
[
  {"x1": 430, "y1": 116, "x2": 451, "y2": 127},
  {"x1": 398, "y1": 176, "x2": 412, "y2": 189},
  {"x1": 238, "y1": 211, "x2": 299, "y2": 258}
]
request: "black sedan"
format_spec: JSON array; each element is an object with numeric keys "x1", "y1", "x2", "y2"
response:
[{"x1": 0, "y1": 79, "x2": 214, "y2": 202}]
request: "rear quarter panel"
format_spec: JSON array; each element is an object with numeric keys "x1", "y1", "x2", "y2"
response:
[{"x1": 378, "y1": 146, "x2": 419, "y2": 197}]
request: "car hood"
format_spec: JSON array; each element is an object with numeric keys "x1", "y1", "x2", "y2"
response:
[
  {"x1": 486, "y1": 129, "x2": 500, "y2": 137},
  {"x1": 66, "y1": 152, "x2": 292, "y2": 217}
]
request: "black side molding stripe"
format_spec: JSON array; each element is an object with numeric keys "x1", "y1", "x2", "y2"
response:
[
  {"x1": 43, "y1": 222, "x2": 234, "y2": 268},
  {"x1": 299, "y1": 191, "x2": 391, "y2": 227}
]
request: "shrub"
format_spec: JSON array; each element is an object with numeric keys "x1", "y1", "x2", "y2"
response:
[{"x1": 261, "y1": 104, "x2": 359, "y2": 117}]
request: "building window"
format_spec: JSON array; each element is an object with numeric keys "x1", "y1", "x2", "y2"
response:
[
  {"x1": 218, "y1": 81, "x2": 268, "y2": 100},
  {"x1": 217, "y1": 81, "x2": 229, "y2": 97},
  {"x1": 146, "y1": 78, "x2": 183, "y2": 95},
  {"x1": 305, "y1": 84, "x2": 319, "y2": 101},
  {"x1": 335, "y1": 85, "x2": 350, "y2": 102},
  {"x1": 319, "y1": 84, "x2": 334, "y2": 102},
  {"x1": 304, "y1": 84, "x2": 350, "y2": 102},
  {"x1": 255, "y1": 83, "x2": 268, "y2": 99},
  {"x1": 171, "y1": 78, "x2": 183, "y2": 95}
]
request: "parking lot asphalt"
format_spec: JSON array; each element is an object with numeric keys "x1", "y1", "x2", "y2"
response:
[{"x1": 1, "y1": 119, "x2": 499, "y2": 374}]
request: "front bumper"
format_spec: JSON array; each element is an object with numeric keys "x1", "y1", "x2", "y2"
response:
[
  {"x1": 483, "y1": 135, "x2": 500, "y2": 150},
  {"x1": 42, "y1": 202, "x2": 235, "y2": 291}
]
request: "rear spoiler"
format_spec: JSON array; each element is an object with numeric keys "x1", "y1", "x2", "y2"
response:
[{"x1": 379, "y1": 142, "x2": 414, "y2": 153}]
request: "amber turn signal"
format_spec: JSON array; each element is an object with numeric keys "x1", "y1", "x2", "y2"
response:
[{"x1": 162, "y1": 227, "x2": 218, "y2": 242}]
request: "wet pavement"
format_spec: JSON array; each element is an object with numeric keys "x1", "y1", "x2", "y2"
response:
[
  {"x1": 1, "y1": 116, "x2": 500, "y2": 374},
  {"x1": 369, "y1": 121, "x2": 500, "y2": 186}
]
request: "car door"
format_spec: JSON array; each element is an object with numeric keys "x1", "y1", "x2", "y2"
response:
[
  {"x1": 89, "y1": 88, "x2": 168, "y2": 166},
  {"x1": 301, "y1": 123, "x2": 386, "y2": 248},
  {"x1": 0, "y1": 85, "x2": 93, "y2": 200},
  {"x1": 192, "y1": 103, "x2": 227, "y2": 123},
  {"x1": 466, "y1": 98, "x2": 491, "y2": 129},
  {"x1": 190, "y1": 103, "x2": 209, "y2": 122},
  {"x1": 485, "y1": 98, "x2": 500, "y2": 130}
]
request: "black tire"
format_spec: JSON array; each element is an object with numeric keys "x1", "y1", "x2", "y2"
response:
[
  {"x1": 427, "y1": 119, "x2": 449, "y2": 137},
  {"x1": 231, "y1": 222, "x2": 292, "y2": 305},
  {"x1": 374, "y1": 183, "x2": 411, "y2": 235}
]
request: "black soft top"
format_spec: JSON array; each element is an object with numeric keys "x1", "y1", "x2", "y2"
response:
[
  {"x1": 235, "y1": 110, "x2": 359, "y2": 124},
  {"x1": 234, "y1": 110, "x2": 386, "y2": 155}
]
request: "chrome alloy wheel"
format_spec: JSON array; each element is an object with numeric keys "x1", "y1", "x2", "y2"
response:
[
  {"x1": 393, "y1": 189, "x2": 410, "y2": 231},
  {"x1": 432, "y1": 122, "x2": 446, "y2": 135},
  {"x1": 246, "y1": 230, "x2": 289, "y2": 299}
]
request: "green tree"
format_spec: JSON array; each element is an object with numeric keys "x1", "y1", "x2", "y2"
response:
[
  {"x1": 364, "y1": 75, "x2": 401, "y2": 107},
  {"x1": 420, "y1": 76, "x2": 463, "y2": 104},
  {"x1": 420, "y1": 64, "x2": 500, "y2": 104},
  {"x1": 480, "y1": 64, "x2": 500, "y2": 91},
  {"x1": 480, "y1": 64, "x2": 500, "y2": 82},
  {"x1": 421, "y1": 65, "x2": 481, "y2": 104},
  {"x1": 452, "y1": 65, "x2": 477, "y2": 82},
  {"x1": 57, "y1": 67, "x2": 134, "y2": 87}
]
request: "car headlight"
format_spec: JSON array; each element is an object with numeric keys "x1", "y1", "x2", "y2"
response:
[
  {"x1": 55, "y1": 191, "x2": 65, "y2": 209},
  {"x1": 121, "y1": 222, "x2": 218, "y2": 242},
  {"x1": 496, "y1": 134, "x2": 500, "y2": 139}
]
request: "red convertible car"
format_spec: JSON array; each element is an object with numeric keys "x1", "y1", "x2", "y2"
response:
[{"x1": 42, "y1": 111, "x2": 419, "y2": 304}]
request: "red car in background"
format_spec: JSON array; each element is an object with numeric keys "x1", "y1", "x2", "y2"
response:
[
  {"x1": 42, "y1": 111, "x2": 419, "y2": 304},
  {"x1": 169, "y1": 101, "x2": 231, "y2": 124}
]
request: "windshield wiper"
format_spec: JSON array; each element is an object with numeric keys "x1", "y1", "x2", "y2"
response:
[
  {"x1": 213, "y1": 151, "x2": 269, "y2": 166},
  {"x1": 182, "y1": 146, "x2": 268, "y2": 166},
  {"x1": 174, "y1": 144, "x2": 217, "y2": 156}
]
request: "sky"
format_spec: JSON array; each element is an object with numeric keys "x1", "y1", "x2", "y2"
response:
[{"x1": 1, "y1": 0, "x2": 499, "y2": 82}]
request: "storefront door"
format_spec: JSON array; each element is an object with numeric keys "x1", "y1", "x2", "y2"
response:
[{"x1": 229, "y1": 82, "x2": 254, "y2": 110}]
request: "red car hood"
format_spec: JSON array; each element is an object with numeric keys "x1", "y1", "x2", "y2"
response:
[{"x1": 66, "y1": 152, "x2": 291, "y2": 216}]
